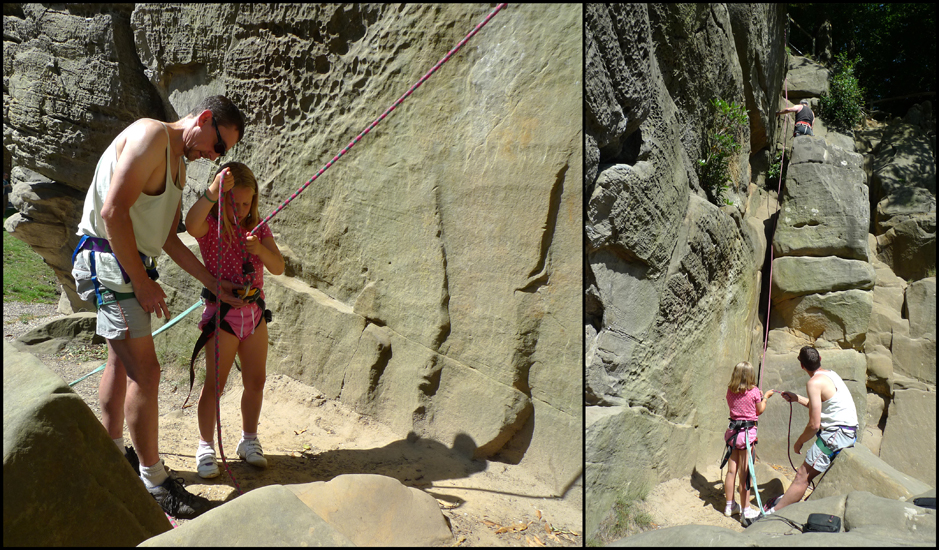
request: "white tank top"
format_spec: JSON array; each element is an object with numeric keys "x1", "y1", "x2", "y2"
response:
[
  {"x1": 818, "y1": 370, "x2": 858, "y2": 429},
  {"x1": 76, "y1": 122, "x2": 184, "y2": 291}
]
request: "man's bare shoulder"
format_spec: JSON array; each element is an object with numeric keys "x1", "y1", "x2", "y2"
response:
[{"x1": 114, "y1": 119, "x2": 168, "y2": 163}]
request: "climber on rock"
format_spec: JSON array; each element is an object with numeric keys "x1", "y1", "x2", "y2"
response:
[
  {"x1": 763, "y1": 346, "x2": 858, "y2": 514},
  {"x1": 776, "y1": 99, "x2": 815, "y2": 137}
]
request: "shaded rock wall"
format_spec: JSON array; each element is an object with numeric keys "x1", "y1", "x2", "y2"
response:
[{"x1": 3, "y1": 4, "x2": 581, "y2": 491}]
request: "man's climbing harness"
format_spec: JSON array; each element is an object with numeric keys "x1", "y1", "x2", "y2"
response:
[{"x1": 781, "y1": 396, "x2": 857, "y2": 499}]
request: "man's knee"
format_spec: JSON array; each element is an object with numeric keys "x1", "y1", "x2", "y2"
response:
[{"x1": 796, "y1": 462, "x2": 820, "y2": 483}]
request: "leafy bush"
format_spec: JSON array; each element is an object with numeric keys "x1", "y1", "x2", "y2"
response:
[
  {"x1": 697, "y1": 98, "x2": 748, "y2": 206},
  {"x1": 819, "y1": 52, "x2": 866, "y2": 130}
]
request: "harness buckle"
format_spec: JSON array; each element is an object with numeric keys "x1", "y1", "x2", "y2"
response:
[{"x1": 237, "y1": 286, "x2": 261, "y2": 303}]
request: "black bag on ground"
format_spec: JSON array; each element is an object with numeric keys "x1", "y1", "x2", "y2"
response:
[{"x1": 804, "y1": 513, "x2": 841, "y2": 533}]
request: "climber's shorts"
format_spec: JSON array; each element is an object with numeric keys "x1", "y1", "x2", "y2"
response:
[
  {"x1": 805, "y1": 425, "x2": 857, "y2": 473},
  {"x1": 724, "y1": 426, "x2": 759, "y2": 450},
  {"x1": 793, "y1": 123, "x2": 814, "y2": 137},
  {"x1": 72, "y1": 251, "x2": 152, "y2": 340},
  {"x1": 199, "y1": 302, "x2": 264, "y2": 342}
]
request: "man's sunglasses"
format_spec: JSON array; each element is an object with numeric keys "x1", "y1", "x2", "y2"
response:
[{"x1": 212, "y1": 116, "x2": 227, "y2": 157}]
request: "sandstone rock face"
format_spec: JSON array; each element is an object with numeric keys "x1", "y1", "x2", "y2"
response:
[
  {"x1": 585, "y1": 3, "x2": 784, "y2": 536},
  {"x1": 785, "y1": 56, "x2": 830, "y2": 99},
  {"x1": 286, "y1": 474, "x2": 453, "y2": 546},
  {"x1": 870, "y1": 120, "x2": 937, "y2": 282},
  {"x1": 139, "y1": 484, "x2": 355, "y2": 547},
  {"x1": 771, "y1": 136, "x2": 873, "y2": 349},
  {"x1": 3, "y1": 4, "x2": 581, "y2": 493},
  {"x1": 610, "y1": 491, "x2": 936, "y2": 546},
  {"x1": 3, "y1": 343, "x2": 172, "y2": 546},
  {"x1": 141, "y1": 475, "x2": 452, "y2": 546}
]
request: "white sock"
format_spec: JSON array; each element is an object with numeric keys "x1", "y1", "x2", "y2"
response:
[
  {"x1": 242, "y1": 431, "x2": 257, "y2": 441},
  {"x1": 140, "y1": 459, "x2": 169, "y2": 488},
  {"x1": 198, "y1": 439, "x2": 215, "y2": 453},
  {"x1": 113, "y1": 437, "x2": 124, "y2": 451}
]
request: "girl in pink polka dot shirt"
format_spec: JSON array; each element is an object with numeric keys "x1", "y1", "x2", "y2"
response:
[
  {"x1": 185, "y1": 162, "x2": 284, "y2": 478},
  {"x1": 722, "y1": 361, "x2": 774, "y2": 520}
]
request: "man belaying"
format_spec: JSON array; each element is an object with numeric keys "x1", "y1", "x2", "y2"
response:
[
  {"x1": 776, "y1": 99, "x2": 815, "y2": 137},
  {"x1": 763, "y1": 346, "x2": 858, "y2": 514},
  {"x1": 71, "y1": 94, "x2": 246, "y2": 519}
]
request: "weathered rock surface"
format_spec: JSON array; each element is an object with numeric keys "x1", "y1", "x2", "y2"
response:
[
  {"x1": 773, "y1": 136, "x2": 869, "y2": 262},
  {"x1": 286, "y1": 474, "x2": 453, "y2": 546},
  {"x1": 3, "y1": 342, "x2": 172, "y2": 546},
  {"x1": 140, "y1": 474, "x2": 451, "y2": 546},
  {"x1": 139, "y1": 484, "x2": 354, "y2": 547},
  {"x1": 4, "y1": 3, "x2": 582, "y2": 494},
  {"x1": 585, "y1": 3, "x2": 785, "y2": 536},
  {"x1": 609, "y1": 491, "x2": 936, "y2": 546},
  {"x1": 771, "y1": 136, "x2": 873, "y2": 349},
  {"x1": 785, "y1": 55, "x2": 830, "y2": 99},
  {"x1": 12, "y1": 311, "x2": 103, "y2": 355},
  {"x1": 808, "y1": 443, "x2": 933, "y2": 501}
]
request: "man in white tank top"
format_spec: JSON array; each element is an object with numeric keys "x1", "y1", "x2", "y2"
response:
[
  {"x1": 71, "y1": 96, "x2": 246, "y2": 519},
  {"x1": 767, "y1": 346, "x2": 858, "y2": 514}
]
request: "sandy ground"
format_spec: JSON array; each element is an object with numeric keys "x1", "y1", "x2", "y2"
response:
[
  {"x1": 596, "y1": 459, "x2": 806, "y2": 545},
  {"x1": 4, "y1": 301, "x2": 582, "y2": 547}
]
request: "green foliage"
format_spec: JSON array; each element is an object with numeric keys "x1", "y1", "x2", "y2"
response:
[
  {"x1": 767, "y1": 150, "x2": 786, "y2": 188},
  {"x1": 819, "y1": 52, "x2": 866, "y2": 129},
  {"x1": 697, "y1": 98, "x2": 748, "y2": 206},
  {"x1": 788, "y1": 4, "x2": 935, "y2": 117},
  {"x1": 3, "y1": 221, "x2": 58, "y2": 304}
]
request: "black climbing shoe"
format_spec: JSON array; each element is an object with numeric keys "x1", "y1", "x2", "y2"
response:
[{"x1": 148, "y1": 476, "x2": 214, "y2": 519}]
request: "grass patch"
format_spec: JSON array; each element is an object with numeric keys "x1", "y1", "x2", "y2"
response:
[
  {"x1": 3, "y1": 213, "x2": 59, "y2": 304},
  {"x1": 588, "y1": 483, "x2": 655, "y2": 546}
]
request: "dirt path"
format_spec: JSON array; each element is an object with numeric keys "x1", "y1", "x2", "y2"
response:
[
  {"x1": 635, "y1": 462, "x2": 800, "y2": 535},
  {"x1": 4, "y1": 302, "x2": 582, "y2": 547}
]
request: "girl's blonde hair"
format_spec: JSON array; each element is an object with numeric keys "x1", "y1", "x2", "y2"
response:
[
  {"x1": 727, "y1": 361, "x2": 757, "y2": 394},
  {"x1": 212, "y1": 162, "x2": 259, "y2": 249}
]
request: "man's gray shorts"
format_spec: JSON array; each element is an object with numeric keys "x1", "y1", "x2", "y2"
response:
[
  {"x1": 72, "y1": 251, "x2": 152, "y2": 340},
  {"x1": 805, "y1": 426, "x2": 857, "y2": 473}
]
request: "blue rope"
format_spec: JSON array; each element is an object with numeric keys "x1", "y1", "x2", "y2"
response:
[{"x1": 68, "y1": 299, "x2": 203, "y2": 387}]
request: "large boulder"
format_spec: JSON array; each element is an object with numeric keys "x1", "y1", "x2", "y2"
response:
[
  {"x1": 878, "y1": 389, "x2": 936, "y2": 487},
  {"x1": 609, "y1": 491, "x2": 936, "y2": 546},
  {"x1": 3, "y1": 342, "x2": 172, "y2": 546},
  {"x1": 785, "y1": 56, "x2": 830, "y2": 99},
  {"x1": 141, "y1": 475, "x2": 452, "y2": 546},
  {"x1": 139, "y1": 485, "x2": 354, "y2": 547},
  {"x1": 869, "y1": 120, "x2": 937, "y2": 282},
  {"x1": 773, "y1": 137, "x2": 869, "y2": 261},
  {"x1": 808, "y1": 443, "x2": 933, "y2": 501},
  {"x1": 286, "y1": 474, "x2": 453, "y2": 546}
]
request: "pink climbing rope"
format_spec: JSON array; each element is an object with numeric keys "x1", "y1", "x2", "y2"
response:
[
  {"x1": 248, "y1": 3, "x2": 508, "y2": 236},
  {"x1": 215, "y1": 173, "x2": 244, "y2": 496},
  {"x1": 759, "y1": 25, "x2": 794, "y2": 390}
]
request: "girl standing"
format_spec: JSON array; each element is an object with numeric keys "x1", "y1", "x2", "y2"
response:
[
  {"x1": 723, "y1": 361, "x2": 773, "y2": 519},
  {"x1": 185, "y1": 162, "x2": 284, "y2": 477}
]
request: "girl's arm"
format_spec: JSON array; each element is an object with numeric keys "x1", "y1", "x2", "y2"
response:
[
  {"x1": 246, "y1": 234, "x2": 285, "y2": 276},
  {"x1": 186, "y1": 168, "x2": 232, "y2": 239},
  {"x1": 756, "y1": 389, "x2": 773, "y2": 415}
]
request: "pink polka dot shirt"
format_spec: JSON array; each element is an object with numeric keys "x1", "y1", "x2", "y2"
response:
[{"x1": 195, "y1": 214, "x2": 272, "y2": 298}]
